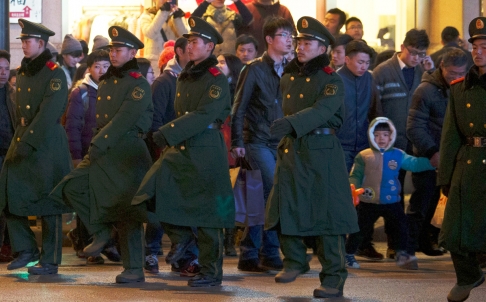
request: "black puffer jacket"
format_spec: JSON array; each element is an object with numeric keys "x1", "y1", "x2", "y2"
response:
[
  {"x1": 231, "y1": 53, "x2": 284, "y2": 148},
  {"x1": 406, "y1": 68, "x2": 449, "y2": 158}
]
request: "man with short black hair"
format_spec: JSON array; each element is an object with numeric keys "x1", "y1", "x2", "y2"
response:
[
  {"x1": 0, "y1": 19, "x2": 72, "y2": 276},
  {"x1": 235, "y1": 34, "x2": 258, "y2": 64},
  {"x1": 430, "y1": 26, "x2": 473, "y2": 69},
  {"x1": 324, "y1": 8, "x2": 346, "y2": 37},
  {"x1": 231, "y1": 16, "x2": 293, "y2": 273},
  {"x1": 330, "y1": 34, "x2": 353, "y2": 70},
  {"x1": 345, "y1": 17, "x2": 364, "y2": 40}
]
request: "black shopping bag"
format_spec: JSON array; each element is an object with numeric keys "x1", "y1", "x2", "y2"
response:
[{"x1": 232, "y1": 158, "x2": 265, "y2": 227}]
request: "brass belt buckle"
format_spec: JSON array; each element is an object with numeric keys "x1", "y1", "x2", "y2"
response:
[
  {"x1": 21, "y1": 117, "x2": 26, "y2": 127},
  {"x1": 474, "y1": 137, "x2": 481, "y2": 147}
]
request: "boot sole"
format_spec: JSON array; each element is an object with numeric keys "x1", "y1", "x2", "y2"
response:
[
  {"x1": 116, "y1": 277, "x2": 145, "y2": 283},
  {"x1": 188, "y1": 281, "x2": 222, "y2": 287},
  {"x1": 447, "y1": 275, "x2": 485, "y2": 302}
]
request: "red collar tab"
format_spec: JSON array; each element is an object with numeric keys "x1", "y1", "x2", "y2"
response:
[
  {"x1": 129, "y1": 71, "x2": 142, "y2": 79},
  {"x1": 323, "y1": 66, "x2": 334, "y2": 75},
  {"x1": 46, "y1": 60, "x2": 58, "y2": 71},
  {"x1": 450, "y1": 76, "x2": 465, "y2": 85},
  {"x1": 208, "y1": 67, "x2": 222, "y2": 77}
]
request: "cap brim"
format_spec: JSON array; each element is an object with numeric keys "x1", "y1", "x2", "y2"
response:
[{"x1": 469, "y1": 34, "x2": 486, "y2": 43}]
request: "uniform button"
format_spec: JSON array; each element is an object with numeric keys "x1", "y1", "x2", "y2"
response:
[
  {"x1": 170, "y1": 123, "x2": 175, "y2": 127},
  {"x1": 104, "y1": 135, "x2": 108, "y2": 139},
  {"x1": 467, "y1": 103, "x2": 471, "y2": 108},
  {"x1": 97, "y1": 96, "x2": 101, "y2": 101},
  {"x1": 186, "y1": 93, "x2": 189, "y2": 97},
  {"x1": 114, "y1": 80, "x2": 117, "y2": 84},
  {"x1": 185, "y1": 111, "x2": 189, "y2": 114},
  {"x1": 22, "y1": 72, "x2": 25, "y2": 76},
  {"x1": 16, "y1": 137, "x2": 20, "y2": 142},
  {"x1": 287, "y1": 94, "x2": 290, "y2": 99},
  {"x1": 469, "y1": 123, "x2": 474, "y2": 128},
  {"x1": 484, "y1": 124, "x2": 486, "y2": 128},
  {"x1": 290, "y1": 76, "x2": 294, "y2": 81},
  {"x1": 28, "y1": 88, "x2": 31, "y2": 92},
  {"x1": 306, "y1": 78, "x2": 310, "y2": 82},
  {"x1": 96, "y1": 114, "x2": 99, "y2": 118},
  {"x1": 181, "y1": 146, "x2": 185, "y2": 150},
  {"x1": 107, "y1": 96, "x2": 111, "y2": 100},
  {"x1": 177, "y1": 93, "x2": 180, "y2": 97},
  {"x1": 30, "y1": 130, "x2": 34, "y2": 134},
  {"x1": 104, "y1": 114, "x2": 108, "y2": 118},
  {"x1": 103, "y1": 81, "x2": 107, "y2": 84},
  {"x1": 483, "y1": 159, "x2": 486, "y2": 164},
  {"x1": 17, "y1": 87, "x2": 20, "y2": 92},
  {"x1": 284, "y1": 149, "x2": 288, "y2": 153},
  {"x1": 300, "y1": 94, "x2": 304, "y2": 98},
  {"x1": 26, "y1": 105, "x2": 30, "y2": 109},
  {"x1": 467, "y1": 159, "x2": 472, "y2": 164}
]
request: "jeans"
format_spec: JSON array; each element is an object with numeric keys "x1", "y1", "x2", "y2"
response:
[
  {"x1": 239, "y1": 143, "x2": 280, "y2": 261},
  {"x1": 145, "y1": 221, "x2": 164, "y2": 256}
]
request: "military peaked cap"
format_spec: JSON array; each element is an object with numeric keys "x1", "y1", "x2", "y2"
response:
[
  {"x1": 183, "y1": 17, "x2": 223, "y2": 44},
  {"x1": 469, "y1": 17, "x2": 486, "y2": 43},
  {"x1": 108, "y1": 26, "x2": 144, "y2": 49},
  {"x1": 295, "y1": 16, "x2": 335, "y2": 48},
  {"x1": 17, "y1": 18, "x2": 55, "y2": 41}
]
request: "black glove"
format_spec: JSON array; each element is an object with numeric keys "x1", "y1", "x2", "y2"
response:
[
  {"x1": 12, "y1": 142, "x2": 34, "y2": 163},
  {"x1": 160, "y1": 2, "x2": 171, "y2": 11},
  {"x1": 89, "y1": 145, "x2": 105, "y2": 163},
  {"x1": 270, "y1": 118, "x2": 293, "y2": 139},
  {"x1": 441, "y1": 185, "x2": 450, "y2": 198},
  {"x1": 152, "y1": 131, "x2": 168, "y2": 149},
  {"x1": 172, "y1": 8, "x2": 185, "y2": 19}
]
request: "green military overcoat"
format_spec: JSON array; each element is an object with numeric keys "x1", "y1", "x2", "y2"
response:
[
  {"x1": 51, "y1": 58, "x2": 153, "y2": 224},
  {"x1": 133, "y1": 56, "x2": 235, "y2": 228},
  {"x1": 265, "y1": 54, "x2": 359, "y2": 236},
  {"x1": 0, "y1": 49, "x2": 72, "y2": 216},
  {"x1": 438, "y1": 66, "x2": 486, "y2": 253}
]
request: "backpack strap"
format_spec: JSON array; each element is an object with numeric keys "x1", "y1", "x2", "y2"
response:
[{"x1": 78, "y1": 84, "x2": 89, "y2": 113}]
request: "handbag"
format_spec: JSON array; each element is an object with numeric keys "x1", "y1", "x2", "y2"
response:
[{"x1": 231, "y1": 157, "x2": 265, "y2": 227}]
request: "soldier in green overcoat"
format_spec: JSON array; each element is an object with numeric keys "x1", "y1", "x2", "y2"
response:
[
  {"x1": 132, "y1": 17, "x2": 234, "y2": 287},
  {"x1": 0, "y1": 19, "x2": 72, "y2": 275},
  {"x1": 50, "y1": 26, "x2": 153, "y2": 283},
  {"x1": 437, "y1": 17, "x2": 486, "y2": 302},
  {"x1": 266, "y1": 17, "x2": 359, "y2": 298}
]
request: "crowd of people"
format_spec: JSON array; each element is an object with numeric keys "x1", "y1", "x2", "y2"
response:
[{"x1": 0, "y1": 0, "x2": 485, "y2": 300}]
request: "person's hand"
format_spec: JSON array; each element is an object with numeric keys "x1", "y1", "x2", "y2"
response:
[
  {"x1": 458, "y1": 37, "x2": 468, "y2": 50},
  {"x1": 152, "y1": 131, "x2": 168, "y2": 149},
  {"x1": 441, "y1": 185, "x2": 450, "y2": 197},
  {"x1": 231, "y1": 147, "x2": 245, "y2": 159},
  {"x1": 430, "y1": 152, "x2": 440, "y2": 168},
  {"x1": 172, "y1": 7, "x2": 185, "y2": 18},
  {"x1": 12, "y1": 142, "x2": 34, "y2": 163},
  {"x1": 270, "y1": 118, "x2": 293, "y2": 138},
  {"x1": 89, "y1": 145, "x2": 105, "y2": 163},
  {"x1": 157, "y1": 0, "x2": 168, "y2": 10},
  {"x1": 421, "y1": 55, "x2": 434, "y2": 71}
]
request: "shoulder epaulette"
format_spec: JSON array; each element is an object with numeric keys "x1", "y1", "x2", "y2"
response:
[
  {"x1": 46, "y1": 60, "x2": 58, "y2": 71},
  {"x1": 323, "y1": 66, "x2": 334, "y2": 75},
  {"x1": 208, "y1": 67, "x2": 222, "y2": 77},
  {"x1": 450, "y1": 76, "x2": 465, "y2": 85},
  {"x1": 129, "y1": 71, "x2": 143, "y2": 79}
]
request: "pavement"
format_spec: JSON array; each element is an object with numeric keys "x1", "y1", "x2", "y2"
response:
[{"x1": 0, "y1": 242, "x2": 485, "y2": 302}]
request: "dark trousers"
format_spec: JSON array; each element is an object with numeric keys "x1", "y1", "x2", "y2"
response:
[
  {"x1": 346, "y1": 202, "x2": 408, "y2": 254},
  {"x1": 279, "y1": 231, "x2": 348, "y2": 291},
  {"x1": 451, "y1": 252, "x2": 483, "y2": 285},
  {"x1": 407, "y1": 170, "x2": 441, "y2": 254},
  {"x1": 6, "y1": 211, "x2": 63, "y2": 264},
  {"x1": 63, "y1": 175, "x2": 144, "y2": 271},
  {"x1": 163, "y1": 223, "x2": 223, "y2": 281}
]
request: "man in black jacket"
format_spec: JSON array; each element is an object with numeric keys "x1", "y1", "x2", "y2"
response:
[
  {"x1": 231, "y1": 16, "x2": 293, "y2": 272},
  {"x1": 406, "y1": 48, "x2": 467, "y2": 258}
]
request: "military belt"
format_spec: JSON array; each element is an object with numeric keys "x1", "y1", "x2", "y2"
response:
[
  {"x1": 466, "y1": 137, "x2": 486, "y2": 147},
  {"x1": 20, "y1": 117, "x2": 29, "y2": 127},
  {"x1": 311, "y1": 128, "x2": 335, "y2": 135},
  {"x1": 207, "y1": 122, "x2": 222, "y2": 130}
]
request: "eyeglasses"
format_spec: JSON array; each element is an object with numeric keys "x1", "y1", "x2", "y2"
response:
[
  {"x1": 274, "y1": 32, "x2": 293, "y2": 39},
  {"x1": 406, "y1": 46, "x2": 427, "y2": 58}
]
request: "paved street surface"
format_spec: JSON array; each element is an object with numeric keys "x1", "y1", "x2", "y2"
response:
[{"x1": 0, "y1": 242, "x2": 484, "y2": 302}]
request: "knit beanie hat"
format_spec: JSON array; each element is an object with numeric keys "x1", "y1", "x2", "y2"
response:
[
  {"x1": 61, "y1": 34, "x2": 82, "y2": 54},
  {"x1": 92, "y1": 35, "x2": 110, "y2": 52}
]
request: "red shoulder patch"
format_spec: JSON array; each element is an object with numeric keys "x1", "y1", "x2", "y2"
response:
[
  {"x1": 129, "y1": 71, "x2": 143, "y2": 79},
  {"x1": 450, "y1": 76, "x2": 465, "y2": 85},
  {"x1": 46, "y1": 60, "x2": 58, "y2": 71},
  {"x1": 323, "y1": 66, "x2": 334, "y2": 75},
  {"x1": 208, "y1": 67, "x2": 222, "y2": 77}
]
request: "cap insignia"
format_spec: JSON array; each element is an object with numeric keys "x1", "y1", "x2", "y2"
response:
[
  {"x1": 189, "y1": 18, "x2": 195, "y2": 28},
  {"x1": 302, "y1": 19, "x2": 308, "y2": 29},
  {"x1": 19, "y1": 20, "x2": 24, "y2": 28},
  {"x1": 477, "y1": 19, "x2": 484, "y2": 29},
  {"x1": 112, "y1": 28, "x2": 118, "y2": 37}
]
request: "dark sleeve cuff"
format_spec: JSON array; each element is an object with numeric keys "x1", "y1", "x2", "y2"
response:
[{"x1": 425, "y1": 146, "x2": 439, "y2": 159}]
